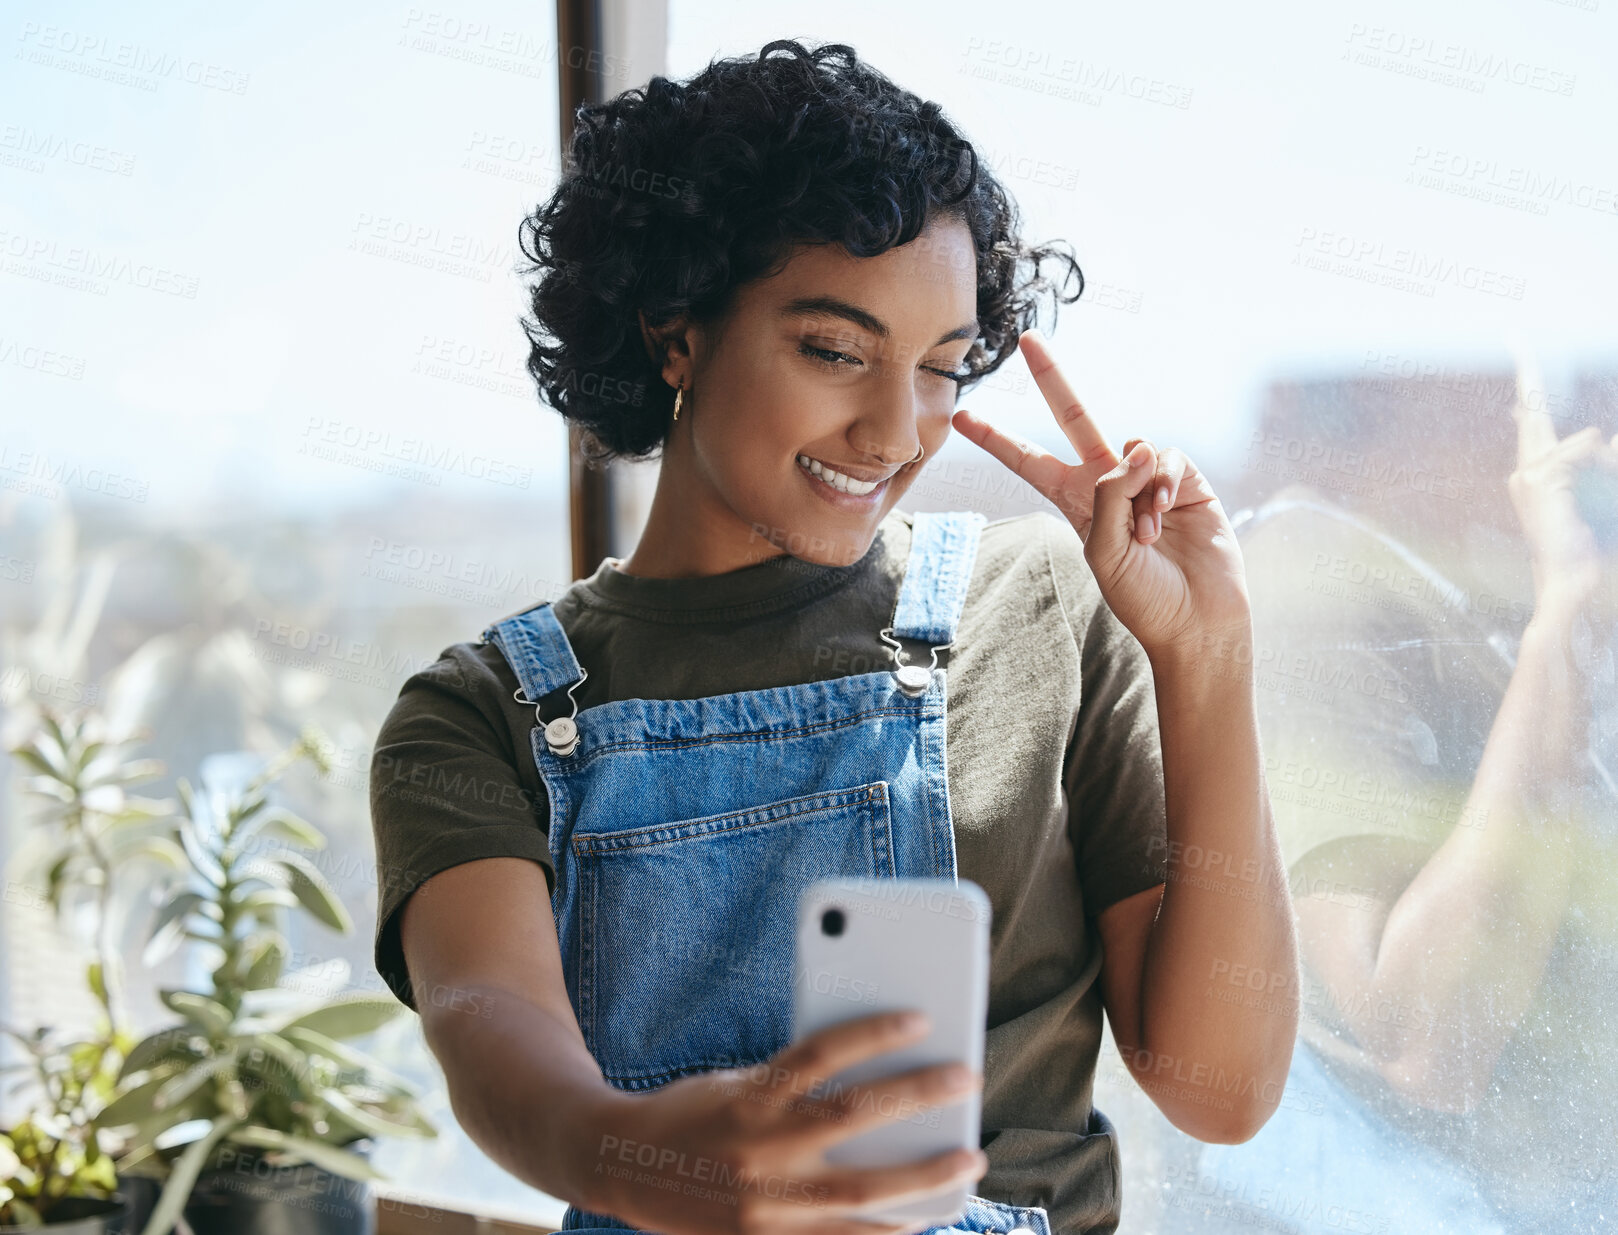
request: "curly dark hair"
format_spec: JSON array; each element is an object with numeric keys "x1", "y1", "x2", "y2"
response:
[{"x1": 517, "y1": 38, "x2": 1084, "y2": 462}]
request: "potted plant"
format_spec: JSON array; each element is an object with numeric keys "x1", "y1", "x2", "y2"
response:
[
  {"x1": 4, "y1": 709, "x2": 179, "y2": 1231},
  {"x1": 0, "y1": 1024, "x2": 127, "y2": 1233},
  {"x1": 7, "y1": 710, "x2": 177, "y2": 1042},
  {"x1": 98, "y1": 731, "x2": 435, "y2": 1235}
]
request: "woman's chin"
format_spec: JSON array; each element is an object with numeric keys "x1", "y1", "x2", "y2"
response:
[{"x1": 748, "y1": 512, "x2": 878, "y2": 569}]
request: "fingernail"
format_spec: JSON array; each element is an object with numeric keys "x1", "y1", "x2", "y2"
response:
[
  {"x1": 942, "y1": 1064, "x2": 973, "y2": 1088},
  {"x1": 1128, "y1": 445, "x2": 1149, "y2": 468},
  {"x1": 1136, "y1": 511, "x2": 1152, "y2": 541},
  {"x1": 899, "y1": 1010, "x2": 930, "y2": 1033},
  {"x1": 1156, "y1": 486, "x2": 1169, "y2": 507}
]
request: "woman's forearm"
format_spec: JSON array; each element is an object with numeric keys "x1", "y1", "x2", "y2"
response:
[
  {"x1": 420, "y1": 983, "x2": 634, "y2": 1214},
  {"x1": 1134, "y1": 623, "x2": 1301, "y2": 1141},
  {"x1": 1356, "y1": 604, "x2": 1586, "y2": 1108}
]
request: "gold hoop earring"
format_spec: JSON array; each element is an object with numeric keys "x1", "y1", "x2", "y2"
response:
[{"x1": 672, "y1": 383, "x2": 684, "y2": 422}]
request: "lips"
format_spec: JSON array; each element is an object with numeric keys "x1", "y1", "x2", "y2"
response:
[{"x1": 796, "y1": 454, "x2": 889, "y2": 495}]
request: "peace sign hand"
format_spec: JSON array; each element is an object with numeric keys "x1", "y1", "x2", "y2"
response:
[
  {"x1": 951, "y1": 330, "x2": 1251, "y2": 659},
  {"x1": 1507, "y1": 350, "x2": 1618, "y2": 628}
]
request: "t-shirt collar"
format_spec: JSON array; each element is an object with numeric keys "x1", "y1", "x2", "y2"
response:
[{"x1": 576, "y1": 509, "x2": 908, "y2": 621}]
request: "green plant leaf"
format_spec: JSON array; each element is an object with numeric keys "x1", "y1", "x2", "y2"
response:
[
  {"x1": 111, "y1": 1092, "x2": 216, "y2": 1170},
  {"x1": 109, "y1": 794, "x2": 177, "y2": 823},
  {"x1": 18, "y1": 776, "x2": 74, "y2": 804},
  {"x1": 237, "y1": 806, "x2": 327, "y2": 853},
  {"x1": 243, "y1": 1032, "x2": 305, "y2": 1076},
  {"x1": 143, "y1": 891, "x2": 208, "y2": 966},
  {"x1": 232, "y1": 856, "x2": 291, "y2": 890},
  {"x1": 321, "y1": 1086, "x2": 433, "y2": 1140},
  {"x1": 88, "y1": 756, "x2": 165, "y2": 788},
  {"x1": 117, "y1": 1028, "x2": 199, "y2": 1082},
  {"x1": 137, "y1": 1117, "x2": 236, "y2": 1235},
  {"x1": 124, "y1": 836, "x2": 188, "y2": 873},
  {"x1": 278, "y1": 995, "x2": 402, "y2": 1042},
  {"x1": 79, "y1": 1148, "x2": 118, "y2": 1192},
  {"x1": 275, "y1": 853, "x2": 351, "y2": 933},
  {"x1": 159, "y1": 991, "x2": 233, "y2": 1036},
  {"x1": 241, "y1": 932, "x2": 288, "y2": 989},
  {"x1": 279, "y1": 1027, "x2": 415, "y2": 1095},
  {"x1": 380, "y1": 1093, "x2": 438, "y2": 1137},
  {"x1": 96, "y1": 1064, "x2": 186, "y2": 1127},
  {"x1": 225, "y1": 1125, "x2": 385, "y2": 1182},
  {"x1": 153, "y1": 1048, "x2": 240, "y2": 1112},
  {"x1": 39, "y1": 708, "x2": 71, "y2": 749},
  {"x1": 103, "y1": 813, "x2": 181, "y2": 861},
  {"x1": 175, "y1": 816, "x2": 225, "y2": 887},
  {"x1": 240, "y1": 886, "x2": 298, "y2": 915},
  {"x1": 12, "y1": 739, "x2": 69, "y2": 782},
  {"x1": 44, "y1": 849, "x2": 75, "y2": 913}
]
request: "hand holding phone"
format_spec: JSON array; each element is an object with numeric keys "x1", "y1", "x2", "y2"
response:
[
  {"x1": 587, "y1": 1009, "x2": 987, "y2": 1235},
  {"x1": 791, "y1": 877, "x2": 993, "y2": 1228}
]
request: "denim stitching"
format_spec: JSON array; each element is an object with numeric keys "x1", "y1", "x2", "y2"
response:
[{"x1": 571, "y1": 783, "x2": 885, "y2": 854}]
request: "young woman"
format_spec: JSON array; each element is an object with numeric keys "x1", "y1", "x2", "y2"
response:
[{"x1": 370, "y1": 39, "x2": 1298, "y2": 1235}]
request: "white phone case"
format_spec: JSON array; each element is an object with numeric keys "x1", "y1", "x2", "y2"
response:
[{"x1": 791, "y1": 876, "x2": 991, "y2": 1228}]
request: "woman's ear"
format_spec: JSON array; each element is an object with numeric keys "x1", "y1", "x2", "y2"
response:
[{"x1": 636, "y1": 310, "x2": 697, "y2": 388}]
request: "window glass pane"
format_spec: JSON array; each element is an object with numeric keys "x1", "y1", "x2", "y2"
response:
[
  {"x1": 1, "y1": 1, "x2": 569, "y2": 1224},
  {"x1": 658, "y1": 5, "x2": 1613, "y2": 1232}
]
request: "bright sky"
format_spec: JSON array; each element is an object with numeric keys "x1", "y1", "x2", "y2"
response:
[{"x1": 2, "y1": 0, "x2": 1613, "y2": 517}]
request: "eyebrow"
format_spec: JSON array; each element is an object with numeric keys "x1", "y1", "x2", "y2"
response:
[{"x1": 779, "y1": 295, "x2": 979, "y2": 347}]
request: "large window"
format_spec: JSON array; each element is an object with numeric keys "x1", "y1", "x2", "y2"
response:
[{"x1": 661, "y1": 4, "x2": 1616, "y2": 1233}]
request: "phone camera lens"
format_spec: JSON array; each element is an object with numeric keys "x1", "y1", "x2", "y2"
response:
[{"x1": 820, "y1": 907, "x2": 846, "y2": 937}]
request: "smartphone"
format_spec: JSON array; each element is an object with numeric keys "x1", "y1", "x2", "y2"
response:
[{"x1": 791, "y1": 876, "x2": 991, "y2": 1228}]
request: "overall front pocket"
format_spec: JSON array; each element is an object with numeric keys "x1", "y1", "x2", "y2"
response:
[{"x1": 571, "y1": 780, "x2": 896, "y2": 1090}]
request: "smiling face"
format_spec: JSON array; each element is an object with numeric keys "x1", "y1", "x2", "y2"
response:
[{"x1": 624, "y1": 213, "x2": 980, "y2": 578}]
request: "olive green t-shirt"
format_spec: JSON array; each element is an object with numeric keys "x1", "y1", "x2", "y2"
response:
[
  {"x1": 1237, "y1": 486, "x2": 1618, "y2": 1214},
  {"x1": 369, "y1": 506, "x2": 1172, "y2": 1235}
]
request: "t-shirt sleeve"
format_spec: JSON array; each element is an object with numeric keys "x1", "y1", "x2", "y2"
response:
[
  {"x1": 369, "y1": 644, "x2": 555, "y2": 1011},
  {"x1": 1042, "y1": 514, "x2": 1171, "y2": 917}
]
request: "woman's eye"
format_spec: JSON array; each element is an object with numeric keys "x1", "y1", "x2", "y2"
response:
[
  {"x1": 799, "y1": 343, "x2": 861, "y2": 368},
  {"x1": 799, "y1": 342, "x2": 968, "y2": 385}
]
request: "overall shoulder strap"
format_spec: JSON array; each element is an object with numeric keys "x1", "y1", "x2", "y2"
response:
[
  {"x1": 481, "y1": 605, "x2": 583, "y2": 702},
  {"x1": 889, "y1": 510, "x2": 988, "y2": 647}
]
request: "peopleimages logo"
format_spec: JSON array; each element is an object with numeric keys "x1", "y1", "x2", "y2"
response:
[
  {"x1": 16, "y1": 22, "x2": 251, "y2": 94},
  {"x1": 1292, "y1": 227, "x2": 1527, "y2": 301},
  {"x1": 298, "y1": 416, "x2": 534, "y2": 488},
  {"x1": 1342, "y1": 23, "x2": 1575, "y2": 96},
  {"x1": 0, "y1": 447, "x2": 149, "y2": 502},
  {"x1": 0, "y1": 228, "x2": 200, "y2": 299},
  {"x1": 960, "y1": 38, "x2": 1195, "y2": 109}
]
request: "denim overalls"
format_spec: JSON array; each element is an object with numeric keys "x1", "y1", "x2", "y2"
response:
[{"x1": 482, "y1": 510, "x2": 1052, "y2": 1235}]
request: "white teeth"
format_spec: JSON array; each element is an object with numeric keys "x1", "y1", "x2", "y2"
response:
[{"x1": 797, "y1": 454, "x2": 880, "y2": 495}]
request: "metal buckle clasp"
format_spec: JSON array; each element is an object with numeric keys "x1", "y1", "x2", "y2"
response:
[
  {"x1": 514, "y1": 667, "x2": 589, "y2": 757},
  {"x1": 879, "y1": 627, "x2": 951, "y2": 698}
]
